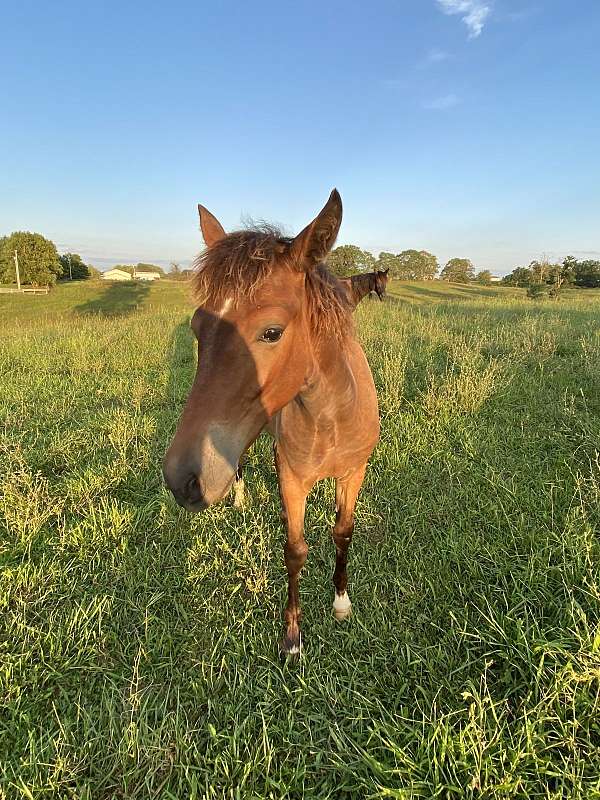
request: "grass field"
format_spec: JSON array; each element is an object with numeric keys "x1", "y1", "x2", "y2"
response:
[{"x1": 1, "y1": 279, "x2": 599, "y2": 799}]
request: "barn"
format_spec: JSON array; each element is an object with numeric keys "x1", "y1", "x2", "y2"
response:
[{"x1": 101, "y1": 268, "x2": 132, "y2": 281}]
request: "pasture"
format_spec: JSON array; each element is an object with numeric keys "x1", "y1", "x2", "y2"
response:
[{"x1": 1, "y1": 280, "x2": 599, "y2": 798}]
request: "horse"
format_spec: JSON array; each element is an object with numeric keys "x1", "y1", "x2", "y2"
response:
[
  {"x1": 339, "y1": 268, "x2": 389, "y2": 308},
  {"x1": 163, "y1": 190, "x2": 380, "y2": 656}
]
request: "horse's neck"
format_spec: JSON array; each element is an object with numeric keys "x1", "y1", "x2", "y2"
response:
[
  {"x1": 294, "y1": 339, "x2": 358, "y2": 422},
  {"x1": 350, "y1": 273, "x2": 373, "y2": 302}
]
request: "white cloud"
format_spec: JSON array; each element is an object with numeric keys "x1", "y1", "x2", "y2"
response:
[
  {"x1": 436, "y1": 0, "x2": 492, "y2": 38},
  {"x1": 422, "y1": 93, "x2": 460, "y2": 110}
]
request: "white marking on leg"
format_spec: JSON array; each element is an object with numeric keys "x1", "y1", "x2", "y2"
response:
[
  {"x1": 333, "y1": 591, "x2": 352, "y2": 621},
  {"x1": 233, "y1": 477, "x2": 245, "y2": 509}
]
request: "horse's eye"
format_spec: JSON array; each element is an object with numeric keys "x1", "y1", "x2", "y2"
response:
[{"x1": 260, "y1": 327, "x2": 284, "y2": 343}]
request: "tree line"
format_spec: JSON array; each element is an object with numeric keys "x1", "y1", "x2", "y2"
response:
[
  {"x1": 326, "y1": 245, "x2": 492, "y2": 283},
  {"x1": 502, "y1": 256, "x2": 600, "y2": 290},
  {"x1": 1, "y1": 229, "x2": 598, "y2": 290}
]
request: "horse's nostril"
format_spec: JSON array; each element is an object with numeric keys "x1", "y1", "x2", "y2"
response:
[{"x1": 185, "y1": 474, "x2": 202, "y2": 503}]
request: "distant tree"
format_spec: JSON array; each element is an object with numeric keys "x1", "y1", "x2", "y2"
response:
[
  {"x1": 561, "y1": 256, "x2": 578, "y2": 286},
  {"x1": 574, "y1": 259, "x2": 600, "y2": 288},
  {"x1": 327, "y1": 245, "x2": 375, "y2": 277},
  {"x1": 502, "y1": 267, "x2": 533, "y2": 287},
  {"x1": 376, "y1": 252, "x2": 403, "y2": 277},
  {"x1": 394, "y1": 250, "x2": 439, "y2": 281},
  {"x1": 529, "y1": 257, "x2": 563, "y2": 285},
  {"x1": 441, "y1": 258, "x2": 474, "y2": 283},
  {"x1": 59, "y1": 252, "x2": 90, "y2": 280},
  {"x1": 0, "y1": 231, "x2": 61, "y2": 286},
  {"x1": 475, "y1": 269, "x2": 492, "y2": 285},
  {"x1": 135, "y1": 262, "x2": 166, "y2": 277},
  {"x1": 529, "y1": 259, "x2": 547, "y2": 284},
  {"x1": 545, "y1": 262, "x2": 572, "y2": 292},
  {"x1": 169, "y1": 261, "x2": 190, "y2": 280},
  {"x1": 88, "y1": 265, "x2": 101, "y2": 279}
]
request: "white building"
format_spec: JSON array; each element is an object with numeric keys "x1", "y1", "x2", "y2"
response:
[
  {"x1": 101, "y1": 268, "x2": 132, "y2": 281},
  {"x1": 136, "y1": 271, "x2": 161, "y2": 281}
]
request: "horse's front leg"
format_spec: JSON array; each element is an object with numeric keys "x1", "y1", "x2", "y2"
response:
[
  {"x1": 276, "y1": 449, "x2": 309, "y2": 657},
  {"x1": 232, "y1": 464, "x2": 246, "y2": 509},
  {"x1": 332, "y1": 464, "x2": 367, "y2": 621}
]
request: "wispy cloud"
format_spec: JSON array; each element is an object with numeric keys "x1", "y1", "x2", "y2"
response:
[
  {"x1": 427, "y1": 47, "x2": 450, "y2": 63},
  {"x1": 422, "y1": 93, "x2": 460, "y2": 110},
  {"x1": 436, "y1": 0, "x2": 492, "y2": 38}
]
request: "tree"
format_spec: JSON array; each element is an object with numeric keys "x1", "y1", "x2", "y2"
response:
[
  {"x1": 376, "y1": 252, "x2": 403, "y2": 277},
  {"x1": 378, "y1": 249, "x2": 439, "y2": 280},
  {"x1": 545, "y1": 262, "x2": 570, "y2": 292},
  {"x1": 573, "y1": 259, "x2": 600, "y2": 288},
  {"x1": 136, "y1": 262, "x2": 166, "y2": 276},
  {"x1": 440, "y1": 258, "x2": 474, "y2": 283},
  {"x1": 529, "y1": 257, "x2": 562, "y2": 285},
  {"x1": 59, "y1": 252, "x2": 90, "y2": 280},
  {"x1": 395, "y1": 249, "x2": 438, "y2": 280},
  {"x1": 475, "y1": 270, "x2": 492, "y2": 285},
  {"x1": 169, "y1": 262, "x2": 189, "y2": 281},
  {"x1": 561, "y1": 256, "x2": 577, "y2": 286},
  {"x1": 502, "y1": 267, "x2": 533, "y2": 287},
  {"x1": 327, "y1": 245, "x2": 375, "y2": 277},
  {"x1": 0, "y1": 231, "x2": 61, "y2": 286}
]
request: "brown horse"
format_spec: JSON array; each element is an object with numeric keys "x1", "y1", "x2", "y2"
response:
[
  {"x1": 340, "y1": 268, "x2": 389, "y2": 308},
  {"x1": 163, "y1": 190, "x2": 380, "y2": 655}
]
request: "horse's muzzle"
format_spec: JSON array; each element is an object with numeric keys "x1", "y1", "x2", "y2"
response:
[
  {"x1": 164, "y1": 469, "x2": 209, "y2": 513},
  {"x1": 162, "y1": 446, "x2": 237, "y2": 513}
]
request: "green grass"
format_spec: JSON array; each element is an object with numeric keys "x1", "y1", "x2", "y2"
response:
[{"x1": 1, "y1": 280, "x2": 599, "y2": 799}]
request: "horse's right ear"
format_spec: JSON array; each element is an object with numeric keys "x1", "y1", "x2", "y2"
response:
[
  {"x1": 198, "y1": 204, "x2": 226, "y2": 248},
  {"x1": 291, "y1": 189, "x2": 343, "y2": 270}
]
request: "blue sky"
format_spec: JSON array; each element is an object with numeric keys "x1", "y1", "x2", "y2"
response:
[{"x1": 2, "y1": 0, "x2": 599, "y2": 274}]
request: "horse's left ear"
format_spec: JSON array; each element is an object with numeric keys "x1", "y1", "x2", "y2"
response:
[
  {"x1": 291, "y1": 189, "x2": 343, "y2": 270},
  {"x1": 384, "y1": 267, "x2": 390, "y2": 275},
  {"x1": 198, "y1": 204, "x2": 226, "y2": 248}
]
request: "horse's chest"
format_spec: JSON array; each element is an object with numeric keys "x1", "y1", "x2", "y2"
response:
[{"x1": 273, "y1": 410, "x2": 366, "y2": 480}]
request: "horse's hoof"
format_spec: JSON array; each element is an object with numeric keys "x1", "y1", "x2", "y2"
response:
[
  {"x1": 333, "y1": 592, "x2": 352, "y2": 622},
  {"x1": 232, "y1": 478, "x2": 246, "y2": 509},
  {"x1": 280, "y1": 634, "x2": 302, "y2": 659}
]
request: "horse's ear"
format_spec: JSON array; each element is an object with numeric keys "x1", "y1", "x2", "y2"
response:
[
  {"x1": 291, "y1": 189, "x2": 342, "y2": 270},
  {"x1": 198, "y1": 204, "x2": 226, "y2": 248},
  {"x1": 384, "y1": 267, "x2": 390, "y2": 275}
]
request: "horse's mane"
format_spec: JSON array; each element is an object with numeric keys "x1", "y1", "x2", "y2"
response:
[{"x1": 191, "y1": 226, "x2": 352, "y2": 342}]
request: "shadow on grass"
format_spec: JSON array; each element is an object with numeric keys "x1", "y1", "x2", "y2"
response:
[{"x1": 74, "y1": 281, "x2": 151, "y2": 316}]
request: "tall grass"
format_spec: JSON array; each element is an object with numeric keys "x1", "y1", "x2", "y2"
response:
[{"x1": 1, "y1": 281, "x2": 599, "y2": 798}]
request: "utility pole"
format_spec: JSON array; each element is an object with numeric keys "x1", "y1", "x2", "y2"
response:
[
  {"x1": 13, "y1": 250, "x2": 21, "y2": 292},
  {"x1": 68, "y1": 253, "x2": 73, "y2": 280}
]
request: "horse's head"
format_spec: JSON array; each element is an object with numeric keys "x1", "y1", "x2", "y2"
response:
[
  {"x1": 374, "y1": 268, "x2": 389, "y2": 301},
  {"x1": 163, "y1": 190, "x2": 347, "y2": 511}
]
